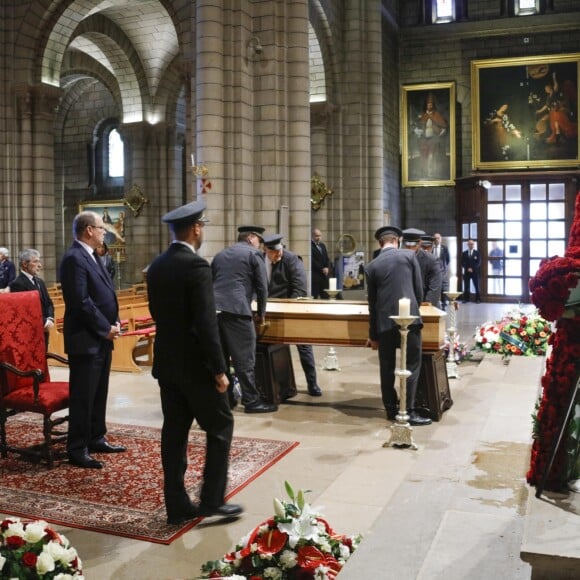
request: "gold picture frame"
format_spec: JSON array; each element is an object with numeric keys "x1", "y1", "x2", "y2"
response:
[
  {"x1": 78, "y1": 200, "x2": 126, "y2": 260},
  {"x1": 472, "y1": 53, "x2": 580, "y2": 170},
  {"x1": 401, "y1": 82, "x2": 456, "y2": 187}
]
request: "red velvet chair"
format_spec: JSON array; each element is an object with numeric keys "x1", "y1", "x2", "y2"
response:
[{"x1": 0, "y1": 291, "x2": 69, "y2": 468}]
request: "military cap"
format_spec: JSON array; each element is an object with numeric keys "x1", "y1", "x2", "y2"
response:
[
  {"x1": 420, "y1": 234, "x2": 435, "y2": 247},
  {"x1": 263, "y1": 233, "x2": 284, "y2": 250},
  {"x1": 162, "y1": 200, "x2": 209, "y2": 226},
  {"x1": 237, "y1": 225, "x2": 265, "y2": 241},
  {"x1": 374, "y1": 225, "x2": 402, "y2": 240},
  {"x1": 402, "y1": 228, "x2": 426, "y2": 243}
]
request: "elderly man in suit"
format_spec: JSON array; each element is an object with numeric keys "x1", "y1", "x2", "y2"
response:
[
  {"x1": 147, "y1": 200, "x2": 242, "y2": 525},
  {"x1": 365, "y1": 225, "x2": 431, "y2": 426},
  {"x1": 59, "y1": 211, "x2": 125, "y2": 469},
  {"x1": 0, "y1": 247, "x2": 16, "y2": 290},
  {"x1": 212, "y1": 225, "x2": 276, "y2": 413},
  {"x1": 9, "y1": 248, "x2": 55, "y2": 348},
  {"x1": 311, "y1": 228, "x2": 330, "y2": 298},
  {"x1": 263, "y1": 233, "x2": 322, "y2": 397},
  {"x1": 432, "y1": 232, "x2": 451, "y2": 307},
  {"x1": 461, "y1": 238, "x2": 482, "y2": 303}
]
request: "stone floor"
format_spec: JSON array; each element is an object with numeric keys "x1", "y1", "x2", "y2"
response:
[{"x1": 1, "y1": 302, "x2": 567, "y2": 579}]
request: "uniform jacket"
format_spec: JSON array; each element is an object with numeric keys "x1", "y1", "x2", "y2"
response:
[
  {"x1": 268, "y1": 250, "x2": 307, "y2": 299},
  {"x1": 0, "y1": 259, "x2": 16, "y2": 289},
  {"x1": 212, "y1": 242, "x2": 268, "y2": 317},
  {"x1": 147, "y1": 242, "x2": 227, "y2": 385},
  {"x1": 9, "y1": 272, "x2": 55, "y2": 326},
  {"x1": 416, "y1": 249, "x2": 443, "y2": 305},
  {"x1": 365, "y1": 247, "x2": 423, "y2": 340},
  {"x1": 58, "y1": 240, "x2": 119, "y2": 355}
]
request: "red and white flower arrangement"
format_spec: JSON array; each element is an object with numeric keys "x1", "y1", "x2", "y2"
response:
[
  {"x1": 200, "y1": 482, "x2": 362, "y2": 580},
  {"x1": 0, "y1": 517, "x2": 84, "y2": 579}
]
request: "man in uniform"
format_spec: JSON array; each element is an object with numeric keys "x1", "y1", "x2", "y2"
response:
[
  {"x1": 212, "y1": 225, "x2": 277, "y2": 413},
  {"x1": 147, "y1": 200, "x2": 242, "y2": 525},
  {"x1": 402, "y1": 228, "x2": 442, "y2": 308},
  {"x1": 263, "y1": 233, "x2": 322, "y2": 397},
  {"x1": 365, "y1": 225, "x2": 431, "y2": 426}
]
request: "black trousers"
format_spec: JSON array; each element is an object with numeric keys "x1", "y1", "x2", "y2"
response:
[
  {"x1": 67, "y1": 341, "x2": 113, "y2": 454},
  {"x1": 159, "y1": 379, "x2": 233, "y2": 516},
  {"x1": 377, "y1": 325, "x2": 422, "y2": 412},
  {"x1": 296, "y1": 344, "x2": 317, "y2": 387},
  {"x1": 218, "y1": 312, "x2": 261, "y2": 406},
  {"x1": 462, "y1": 270, "x2": 481, "y2": 301}
]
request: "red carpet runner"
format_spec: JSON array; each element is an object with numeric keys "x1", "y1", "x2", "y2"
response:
[{"x1": 0, "y1": 416, "x2": 299, "y2": 544}]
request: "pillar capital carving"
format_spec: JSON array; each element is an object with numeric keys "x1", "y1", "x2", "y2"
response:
[
  {"x1": 310, "y1": 102, "x2": 339, "y2": 129},
  {"x1": 12, "y1": 83, "x2": 62, "y2": 118}
]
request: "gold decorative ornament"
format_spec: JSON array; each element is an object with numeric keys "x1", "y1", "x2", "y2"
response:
[
  {"x1": 311, "y1": 174, "x2": 333, "y2": 211},
  {"x1": 123, "y1": 184, "x2": 148, "y2": 217},
  {"x1": 337, "y1": 234, "x2": 356, "y2": 257}
]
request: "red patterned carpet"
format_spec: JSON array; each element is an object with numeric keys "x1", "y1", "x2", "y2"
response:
[{"x1": 0, "y1": 415, "x2": 298, "y2": 544}]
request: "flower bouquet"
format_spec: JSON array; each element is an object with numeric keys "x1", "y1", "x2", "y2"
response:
[
  {"x1": 200, "y1": 482, "x2": 362, "y2": 579},
  {"x1": 443, "y1": 333, "x2": 469, "y2": 363},
  {"x1": 473, "y1": 310, "x2": 551, "y2": 358},
  {"x1": 0, "y1": 517, "x2": 84, "y2": 579}
]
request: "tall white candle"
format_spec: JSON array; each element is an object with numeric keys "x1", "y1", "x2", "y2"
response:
[
  {"x1": 449, "y1": 276, "x2": 457, "y2": 294},
  {"x1": 398, "y1": 298, "x2": 410, "y2": 317},
  {"x1": 328, "y1": 277, "x2": 337, "y2": 291},
  {"x1": 191, "y1": 153, "x2": 195, "y2": 167}
]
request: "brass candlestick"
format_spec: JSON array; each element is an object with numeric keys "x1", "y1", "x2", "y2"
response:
[
  {"x1": 444, "y1": 291, "x2": 462, "y2": 379},
  {"x1": 384, "y1": 314, "x2": 419, "y2": 450}
]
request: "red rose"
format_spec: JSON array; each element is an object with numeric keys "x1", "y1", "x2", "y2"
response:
[
  {"x1": 22, "y1": 551, "x2": 38, "y2": 567},
  {"x1": 6, "y1": 535, "x2": 25, "y2": 549}
]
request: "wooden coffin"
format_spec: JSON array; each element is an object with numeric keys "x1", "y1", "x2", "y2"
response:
[{"x1": 256, "y1": 299, "x2": 446, "y2": 352}]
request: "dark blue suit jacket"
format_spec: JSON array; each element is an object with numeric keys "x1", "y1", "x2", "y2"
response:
[{"x1": 59, "y1": 241, "x2": 119, "y2": 355}]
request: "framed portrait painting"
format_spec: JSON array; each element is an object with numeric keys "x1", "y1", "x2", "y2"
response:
[
  {"x1": 401, "y1": 82, "x2": 456, "y2": 187},
  {"x1": 472, "y1": 53, "x2": 580, "y2": 170},
  {"x1": 78, "y1": 200, "x2": 127, "y2": 261}
]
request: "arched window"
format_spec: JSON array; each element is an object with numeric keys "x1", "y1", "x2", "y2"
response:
[
  {"x1": 108, "y1": 128, "x2": 124, "y2": 178},
  {"x1": 91, "y1": 119, "x2": 125, "y2": 194}
]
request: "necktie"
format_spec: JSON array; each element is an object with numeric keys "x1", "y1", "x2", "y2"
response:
[{"x1": 32, "y1": 276, "x2": 39, "y2": 288}]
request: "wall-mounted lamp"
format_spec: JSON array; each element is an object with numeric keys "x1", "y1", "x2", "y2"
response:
[
  {"x1": 247, "y1": 36, "x2": 263, "y2": 59},
  {"x1": 477, "y1": 179, "x2": 492, "y2": 190}
]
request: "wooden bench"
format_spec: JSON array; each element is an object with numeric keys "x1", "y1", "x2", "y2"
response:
[{"x1": 48, "y1": 300, "x2": 156, "y2": 373}]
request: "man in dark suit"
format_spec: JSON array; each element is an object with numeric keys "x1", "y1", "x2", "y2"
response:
[
  {"x1": 311, "y1": 228, "x2": 330, "y2": 298},
  {"x1": 212, "y1": 225, "x2": 276, "y2": 413},
  {"x1": 0, "y1": 247, "x2": 16, "y2": 289},
  {"x1": 59, "y1": 211, "x2": 125, "y2": 469},
  {"x1": 9, "y1": 248, "x2": 55, "y2": 348},
  {"x1": 147, "y1": 200, "x2": 242, "y2": 525},
  {"x1": 432, "y1": 232, "x2": 450, "y2": 307},
  {"x1": 461, "y1": 238, "x2": 481, "y2": 303},
  {"x1": 263, "y1": 233, "x2": 322, "y2": 397},
  {"x1": 365, "y1": 226, "x2": 431, "y2": 426}
]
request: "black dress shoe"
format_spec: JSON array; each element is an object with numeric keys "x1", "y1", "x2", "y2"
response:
[
  {"x1": 68, "y1": 452, "x2": 104, "y2": 469},
  {"x1": 408, "y1": 413, "x2": 432, "y2": 426},
  {"x1": 198, "y1": 503, "x2": 244, "y2": 518},
  {"x1": 89, "y1": 440, "x2": 127, "y2": 453},
  {"x1": 307, "y1": 384, "x2": 322, "y2": 396},
  {"x1": 244, "y1": 401, "x2": 278, "y2": 413},
  {"x1": 167, "y1": 505, "x2": 200, "y2": 526}
]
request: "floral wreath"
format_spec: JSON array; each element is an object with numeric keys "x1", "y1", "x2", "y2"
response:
[
  {"x1": 200, "y1": 482, "x2": 362, "y2": 579},
  {"x1": 0, "y1": 517, "x2": 84, "y2": 579},
  {"x1": 527, "y1": 192, "x2": 580, "y2": 491}
]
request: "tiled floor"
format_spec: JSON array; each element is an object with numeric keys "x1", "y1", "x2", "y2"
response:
[{"x1": 2, "y1": 302, "x2": 545, "y2": 579}]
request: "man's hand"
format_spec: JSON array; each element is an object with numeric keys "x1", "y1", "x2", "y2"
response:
[
  {"x1": 322, "y1": 267, "x2": 329, "y2": 276},
  {"x1": 107, "y1": 322, "x2": 121, "y2": 340},
  {"x1": 215, "y1": 373, "x2": 229, "y2": 393},
  {"x1": 254, "y1": 314, "x2": 266, "y2": 327},
  {"x1": 366, "y1": 338, "x2": 379, "y2": 351}
]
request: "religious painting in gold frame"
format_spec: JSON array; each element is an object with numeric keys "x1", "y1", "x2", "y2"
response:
[
  {"x1": 401, "y1": 82, "x2": 455, "y2": 187},
  {"x1": 78, "y1": 200, "x2": 126, "y2": 262},
  {"x1": 472, "y1": 53, "x2": 580, "y2": 170}
]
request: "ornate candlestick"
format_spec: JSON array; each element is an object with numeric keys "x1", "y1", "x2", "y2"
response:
[
  {"x1": 323, "y1": 289, "x2": 341, "y2": 370},
  {"x1": 444, "y1": 291, "x2": 462, "y2": 379},
  {"x1": 384, "y1": 314, "x2": 419, "y2": 450}
]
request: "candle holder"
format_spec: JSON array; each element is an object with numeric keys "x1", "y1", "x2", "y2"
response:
[
  {"x1": 326, "y1": 289, "x2": 340, "y2": 300},
  {"x1": 383, "y1": 314, "x2": 419, "y2": 450},
  {"x1": 322, "y1": 289, "x2": 341, "y2": 370},
  {"x1": 444, "y1": 291, "x2": 463, "y2": 379}
]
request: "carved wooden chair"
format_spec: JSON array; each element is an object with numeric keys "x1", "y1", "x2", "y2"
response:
[{"x1": 0, "y1": 291, "x2": 69, "y2": 468}]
